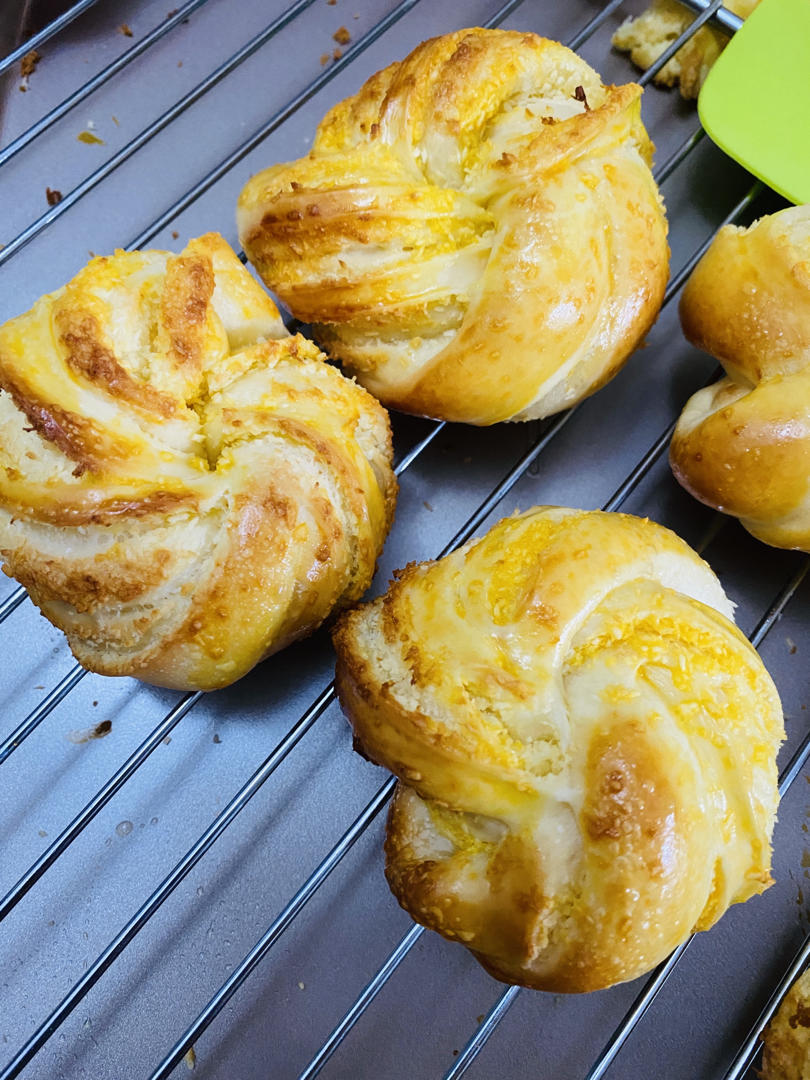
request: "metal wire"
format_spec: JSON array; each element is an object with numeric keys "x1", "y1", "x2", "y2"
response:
[
  {"x1": 722, "y1": 932, "x2": 810, "y2": 1079},
  {"x1": 126, "y1": 0, "x2": 523, "y2": 251},
  {"x1": 0, "y1": 0, "x2": 322, "y2": 268},
  {"x1": 0, "y1": 0, "x2": 212, "y2": 169},
  {"x1": 678, "y1": 0, "x2": 745, "y2": 34},
  {"x1": 638, "y1": 0, "x2": 724, "y2": 88},
  {"x1": 0, "y1": 587, "x2": 25, "y2": 625},
  {"x1": 0, "y1": 690, "x2": 202, "y2": 926},
  {"x1": 0, "y1": 0, "x2": 100, "y2": 78},
  {"x1": 566, "y1": 0, "x2": 625, "y2": 51},
  {"x1": 297, "y1": 924, "x2": 426, "y2": 1080},
  {"x1": 655, "y1": 125, "x2": 705, "y2": 187},
  {"x1": 0, "y1": 663, "x2": 86, "y2": 767},
  {"x1": 0, "y1": 2, "x2": 804, "y2": 1079},
  {"x1": 148, "y1": 776, "x2": 399, "y2": 1080}
]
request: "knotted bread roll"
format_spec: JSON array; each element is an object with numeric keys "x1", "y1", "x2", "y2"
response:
[
  {"x1": 333, "y1": 507, "x2": 783, "y2": 992},
  {"x1": 0, "y1": 234, "x2": 396, "y2": 690},
  {"x1": 238, "y1": 28, "x2": 669, "y2": 426},
  {"x1": 671, "y1": 205, "x2": 810, "y2": 552}
]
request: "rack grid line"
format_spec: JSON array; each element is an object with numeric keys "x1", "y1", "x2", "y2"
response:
[
  {"x1": 0, "y1": 0, "x2": 100, "y2": 78},
  {"x1": 0, "y1": 2, "x2": 807, "y2": 1078}
]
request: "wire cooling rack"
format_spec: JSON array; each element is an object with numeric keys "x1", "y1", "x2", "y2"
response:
[{"x1": 1, "y1": 1, "x2": 809, "y2": 1077}]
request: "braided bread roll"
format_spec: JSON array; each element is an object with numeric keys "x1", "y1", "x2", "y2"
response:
[
  {"x1": 237, "y1": 29, "x2": 669, "y2": 426},
  {"x1": 333, "y1": 507, "x2": 783, "y2": 992},
  {"x1": 0, "y1": 234, "x2": 396, "y2": 691},
  {"x1": 671, "y1": 205, "x2": 810, "y2": 551}
]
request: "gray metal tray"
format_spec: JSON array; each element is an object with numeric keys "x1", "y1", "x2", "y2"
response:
[{"x1": 1, "y1": 2, "x2": 808, "y2": 1078}]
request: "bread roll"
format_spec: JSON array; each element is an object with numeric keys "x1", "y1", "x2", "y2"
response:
[
  {"x1": 761, "y1": 969, "x2": 810, "y2": 1080},
  {"x1": 671, "y1": 205, "x2": 810, "y2": 552},
  {"x1": 333, "y1": 506, "x2": 783, "y2": 992},
  {"x1": 0, "y1": 233, "x2": 396, "y2": 690},
  {"x1": 612, "y1": 0, "x2": 759, "y2": 99},
  {"x1": 238, "y1": 28, "x2": 669, "y2": 426}
]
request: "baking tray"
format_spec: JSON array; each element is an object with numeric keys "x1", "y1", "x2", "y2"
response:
[{"x1": 1, "y1": 2, "x2": 808, "y2": 1078}]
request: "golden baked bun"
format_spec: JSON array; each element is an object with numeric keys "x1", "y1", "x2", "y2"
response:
[
  {"x1": 333, "y1": 507, "x2": 783, "y2": 993},
  {"x1": 761, "y1": 969, "x2": 810, "y2": 1080},
  {"x1": 238, "y1": 29, "x2": 669, "y2": 426},
  {"x1": 612, "y1": 0, "x2": 759, "y2": 99},
  {"x1": 0, "y1": 234, "x2": 396, "y2": 691},
  {"x1": 671, "y1": 205, "x2": 810, "y2": 552}
]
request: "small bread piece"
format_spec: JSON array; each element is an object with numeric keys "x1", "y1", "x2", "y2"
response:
[
  {"x1": 761, "y1": 969, "x2": 810, "y2": 1080},
  {"x1": 0, "y1": 234, "x2": 396, "y2": 690},
  {"x1": 671, "y1": 205, "x2": 810, "y2": 552},
  {"x1": 333, "y1": 506, "x2": 783, "y2": 993},
  {"x1": 238, "y1": 28, "x2": 668, "y2": 426},
  {"x1": 612, "y1": 0, "x2": 759, "y2": 99}
]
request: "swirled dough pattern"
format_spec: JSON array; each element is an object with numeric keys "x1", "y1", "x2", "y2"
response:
[
  {"x1": 671, "y1": 205, "x2": 810, "y2": 551},
  {"x1": 238, "y1": 29, "x2": 669, "y2": 426},
  {"x1": 333, "y1": 507, "x2": 783, "y2": 992},
  {"x1": 0, "y1": 234, "x2": 396, "y2": 690}
]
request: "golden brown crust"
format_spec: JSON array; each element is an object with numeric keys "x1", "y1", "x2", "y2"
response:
[
  {"x1": 761, "y1": 970, "x2": 810, "y2": 1080},
  {"x1": 0, "y1": 233, "x2": 397, "y2": 690},
  {"x1": 671, "y1": 205, "x2": 810, "y2": 551},
  {"x1": 333, "y1": 507, "x2": 783, "y2": 992},
  {"x1": 238, "y1": 29, "x2": 668, "y2": 426}
]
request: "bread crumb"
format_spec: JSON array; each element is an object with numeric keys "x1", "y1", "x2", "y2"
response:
[
  {"x1": 327, "y1": 0, "x2": 337, "y2": 4},
  {"x1": 112, "y1": 114, "x2": 119, "y2": 125},
  {"x1": 77, "y1": 130, "x2": 105, "y2": 145},
  {"x1": 20, "y1": 50, "x2": 40, "y2": 78},
  {"x1": 167, "y1": 8, "x2": 179, "y2": 16},
  {"x1": 423, "y1": 500, "x2": 433, "y2": 512},
  {"x1": 46, "y1": 188, "x2": 62, "y2": 206},
  {"x1": 298, "y1": 980, "x2": 305, "y2": 990},
  {"x1": 172, "y1": 230, "x2": 179, "y2": 239},
  {"x1": 320, "y1": 53, "x2": 330, "y2": 65},
  {"x1": 184, "y1": 1046, "x2": 196, "y2": 1070},
  {"x1": 787, "y1": 637, "x2": 798, "y2": 654},
  {"x1": 333, "y1": 26, "x2": 351, "y2": 44},
  {"x1": 66, "y1": 720, "x2": 112, "y2": 744},
  {"x1": 119, "y1": 23, "x2": 133, "y2": 36},
  {"x1": 333, "y1": 47, "x2": 343, "y2": 60}
]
